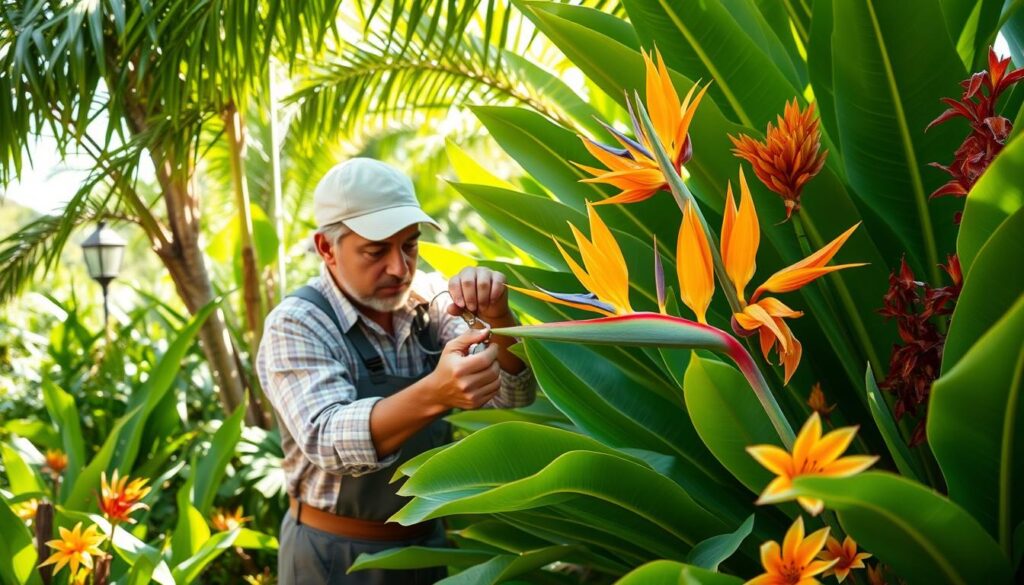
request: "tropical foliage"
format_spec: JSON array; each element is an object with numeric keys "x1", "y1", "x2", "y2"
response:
[
  {"x1": 2, "y1": 0, "x2": 1023, "y2": 584},
  {"x1": 370, "y1": 1, "x2": 1024, "y2": 584}
]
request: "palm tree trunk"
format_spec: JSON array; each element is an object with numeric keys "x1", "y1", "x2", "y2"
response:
[
  {"x1": 224, "y1": 102, "x2": 267, "y2": 347},
  {"x1": 224, "y1": 102, "x2": 274, "y2": 428},
  {"x1": 120, "y1": 100, "x2": 268, "y2": 428}
]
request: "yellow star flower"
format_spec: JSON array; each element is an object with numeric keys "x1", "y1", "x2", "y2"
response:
[
  {"x1": 746, "y1": 412, "x2": 878, "y2": 515},
  {"x1": 39, "y1": 522, "x2": 105, "y2": 577},
  {"x1": 746, "y1": 516, "x2": 837, "y2": 585}
]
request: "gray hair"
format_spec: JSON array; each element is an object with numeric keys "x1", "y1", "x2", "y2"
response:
[
  {"x1": 317, "y1": 221, "x2": 351, "y2": 246},
  {"x1": 310, "y1": 221, "x2": 351, "y2": 254}
]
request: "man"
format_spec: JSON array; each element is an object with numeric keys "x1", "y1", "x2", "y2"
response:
[{"x1": 257, "y1": 158, "x2": 536, "y2": 585}]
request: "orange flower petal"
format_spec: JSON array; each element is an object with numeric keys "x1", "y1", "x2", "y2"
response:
[
  {"x1": 793, "y1": 413, "x2": 823, "y2": 471},
  {"x1": 677, "y1": 201, "x2": 715, "y2": 323},
  {"x1": 797, "y1": 496, "x2": 825, "y2": 516},
  {"x1": 590, "y1": 189, "x2": 660, "y2": 206},
  {"x1": 797, "y1": 527, "x2": 832, "y2": 567},
  {"x1": 757, "y1": 475, "x2": 795, "y2": 505},
  {"x1": 760, "y1": 540, "x2": 784, "y2": 574},
  {"x1": 810, "y1": 426, "x2": 860, "y2": 466},
  {"x1": 822, "y1": 455, "x2": 879, "y2": 477},
  {"x1": 753, "y1": 223, "x2": 862, "y2": 300},
  {"x1": 721, "y1": 170, "x2": 760, "y2": 302},
  {"x1": 782, "y1": 516, "x2": 806, "y2": 561},
  {"x1": 746, "y1": 445, "x2": 793, "y2": 476}
]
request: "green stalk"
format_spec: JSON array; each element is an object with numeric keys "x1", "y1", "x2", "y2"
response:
[
  {"x1": 633, "y1": 96, "x2": 795, "y2": 447},
  {"x1": 794, "y1": 211, "x2": 884, "y2": 376},
  {"x1": 632, "y1": 93, "x2": 744, "y2": 318},
  {"x1": 722, "y1": 335, "x2": 797, "y2": 448}
]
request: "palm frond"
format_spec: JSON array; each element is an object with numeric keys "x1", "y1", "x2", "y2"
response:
[
  {"x1": 368, "y1": 0, "x2": 625, "y2": 62},
  {"x1": 0, "y1": 181, "x2": 105, "y2": 305},
  {"x1": 286, "y1": 21, "x2": 600, "y2": 147}
]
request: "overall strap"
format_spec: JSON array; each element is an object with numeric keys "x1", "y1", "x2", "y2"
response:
[{"x1": 287, "y1": 286, "x2": 387, "y2": 383}]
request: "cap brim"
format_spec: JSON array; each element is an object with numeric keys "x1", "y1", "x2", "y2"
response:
[{"x1": 343, "y1": 206, "x2": 440, "y2": 241}]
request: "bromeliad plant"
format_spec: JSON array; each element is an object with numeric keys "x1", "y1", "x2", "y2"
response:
[{"x1": 366, "y1": 3, "x2": 1024, "y2": 584}]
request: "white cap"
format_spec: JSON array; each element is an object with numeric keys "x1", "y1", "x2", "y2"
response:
[{"x1": 312, "y1": 158, "x2": 440, "y2": 240}]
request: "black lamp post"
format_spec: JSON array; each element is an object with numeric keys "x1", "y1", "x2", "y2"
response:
[{"x1": 81, "y1": 221, "x2": 126, "y2": 328}]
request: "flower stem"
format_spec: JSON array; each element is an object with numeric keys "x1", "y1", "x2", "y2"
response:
[
  {"x1": 723, "y1": 335, "x2": 797, "y2": 448},
  {"x1": 794, "y1": 211, "x2": 884, "y2": 377}
]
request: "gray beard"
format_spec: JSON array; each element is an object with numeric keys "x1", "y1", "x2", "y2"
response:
[
  {"x1": 335, "y1": 271, "x2": 411, "y2": 313},
  {"x1": 356, "y1": 288, "x2": 411, "y2": 312}
]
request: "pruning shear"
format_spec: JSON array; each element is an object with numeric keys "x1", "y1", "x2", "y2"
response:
[{"x1": 416, "y1": 291, "x2": 492, "y2": 355}]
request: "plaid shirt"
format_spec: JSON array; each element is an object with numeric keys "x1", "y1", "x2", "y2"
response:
[{"x1": 256, "y1": 266, "x2": 536, "y2": 512}]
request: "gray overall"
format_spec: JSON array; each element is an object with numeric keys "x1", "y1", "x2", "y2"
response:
[{"x1": 278, "y1": 286, "x2": 450, "y2": 584}]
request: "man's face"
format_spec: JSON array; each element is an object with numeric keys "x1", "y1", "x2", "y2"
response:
[{"x1": 316, "y1": 224, "x2": 420, "y2": 313}]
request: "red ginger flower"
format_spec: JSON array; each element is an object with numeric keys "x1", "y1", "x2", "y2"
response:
[
  {"x1": 730, "y1": 100, "x2": 828, "y2": 220},
  {"x1": 927, "y1": 47, "x2": 1024, "y2": 220},
  {"x1": 99, "y1": 470, "x2": 151, "y2": 524}
]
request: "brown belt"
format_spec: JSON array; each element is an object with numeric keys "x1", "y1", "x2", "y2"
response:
[{"x1": 289, "y1": 497, "x2": 434, "y2": 541}]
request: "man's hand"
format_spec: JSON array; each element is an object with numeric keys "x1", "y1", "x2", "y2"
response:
[
  {"x1": 428, "y1": 328, "x2": 501, "y2": 410},
  {"x1": 447, "y1": 267, "x2": 511, "y2": 322}
]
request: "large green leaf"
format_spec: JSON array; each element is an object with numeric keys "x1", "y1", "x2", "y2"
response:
[
  {"x1": 394, "y1": 423, "x2": 729, "y2": 552},
  {"x1": 685, "y1": 514, "x2": 754, "y2": 571},
  {"x1": 940, "y1": 0, "x2": 1005, "y2": 68},
  {"x1": 0, "y1": 498, "x2": 40, "y2": 585},
  {"x1": 40, "y1": 379, "x2": 85, "y2": 499},
  {"x1": 745, "y1": 0, "x2": 809, "y2": 87},
  {"x1": 171, "y1": 528, "x2": 240, "y2": 583},
  {"x1": 115, "y1": 297, "x2": 220, "y2": 471},
  {"x1": 614, "y1": 560, "x2": 744, "y2": 585},
  {"x1": 957, "y1": 133, "x2": 1024, "y2": 274},
  {"x1": 194, "y1": 402, "x2": 245, "y2": 515},
  {"x1": 865, "y1": 365, "x2": 925, "y2": 481},
  {"x1": 398, "y1": 422, "x2": 638, "y2": 496},
  {"x1": 0, "y1": 441, "x2": 47, "y2": 496},
  {"x1": 624, "y1": 0, "x2": 801, "y2": 128},
  {"x1": 808, "y1": 0, "x2": 840, "y2": 152},
  {"x1": 350, "y1": 547, "x2": 496, "y2": 572},
  {"x1": 945, "y1": 206, "x2": 1024, "y2": 371},
  {"x1": 454, "y1": 520, "x2": 554, "y2": 554},
  {"x1": 830, "y1": 0, "x2": 964, "y2": 279},
  {"x1": 1, "y1": 420, "x2": 58, "y2": 451},
  {"x1": 523, "y1": 339, "x2": 718, "y2": 471},
  {"x1": 171, "y1": 467, "x2": 211, "y2": 567},
  {"x1": 398, "y1": 451, "x2": 728, "y2": 556},
  {"x1": 436, "y1": 545, "x2": 577, "y2": 585},
  {"x1": 792, "y1": 472, "x2": 1013, "y2": 585},
  {"x1": 683, "y1": 356, "x2": 779, "y2": 495},
  {"x1": 929, "y1": 293, "x2": 1024, "y2": 548}
]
